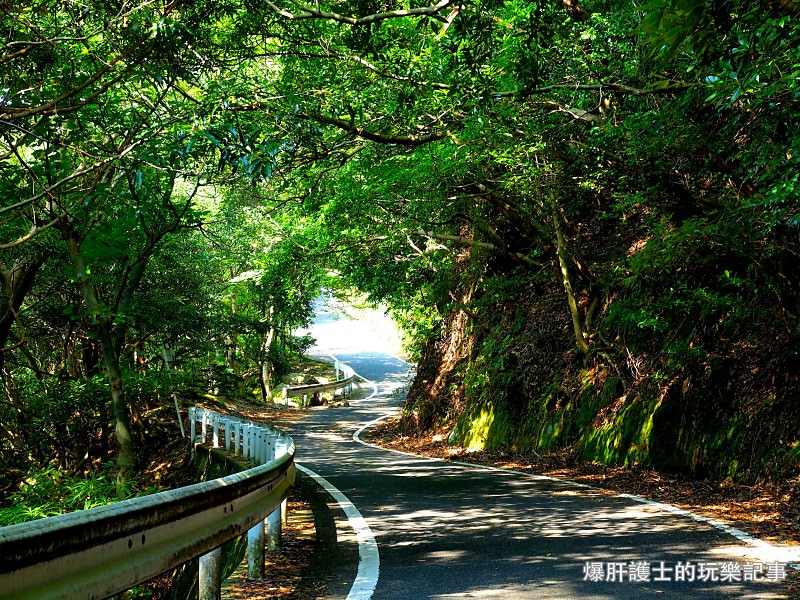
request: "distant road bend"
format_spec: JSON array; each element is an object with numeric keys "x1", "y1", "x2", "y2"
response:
[{"x1": 289, "y1": 302, "x2": 797, "y2": 599}]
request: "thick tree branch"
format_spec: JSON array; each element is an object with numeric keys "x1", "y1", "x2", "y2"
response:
[
  {"x1": 0, "y1": 214, "x2": 66, "y2": 250},
  {"x1": 552, "y1": 213, "x2": 589, "y2": 353},
  {"x1": 347, "y1": 55, "x2": 452, "y2": 91},
  {"x1": 305, "y1": 113, "x2": 446, "y2": 146},
  {"x1": 417, "y1": 229, "x2": 542, "y2": 267},
  {"x1": 263, "y1": 0, "x2": 454, "y2": 26},
  {"x1": 229, "y1": 96, "x2": 437, "y2": 147},
  {"x1": 0, "y1": 126, "x2": 166, "y2": 218},
  {"x1": 0, "y1": 255, "x2": 45, "y2": 355},
  {"x1": 0, "y1": 30, "x2": 151, "y2": 121},
  {"x1": 534, "y1": 100, "x2": 605, "y2": 124},
  {"x1": 496, "y1": 82, "x2": 694, "y2": 99},
  {"x1": 312, "y1": 235, "x2": 389, "y2": 258},
  {"x1": 0, "y1": 118, "x2": 100, "y2": 159}
]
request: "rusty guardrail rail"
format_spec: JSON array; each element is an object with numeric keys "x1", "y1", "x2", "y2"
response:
[{"x1": 0, "y1": 407, "x2": 294, "y2": 600}]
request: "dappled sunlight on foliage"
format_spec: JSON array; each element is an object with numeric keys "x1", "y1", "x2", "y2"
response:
[{"x1": 3, "y1": 4, "x2": 800, "y2": 594}]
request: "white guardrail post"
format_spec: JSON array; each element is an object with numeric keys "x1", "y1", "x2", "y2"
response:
[
  {"x1": 247, "y1": 521, "x2": 265, "y2": 580},
  {"x1": 267, "y1": 505, "x2": 282, "y2": 552},
  {"x1": 189, "y1": 406, "x2": 196, "y2": 441},
  {"x1": 199, "y1": 546, "x2": 223, "y2": 600},
  {"x1": 0, "y1": 407, "x2": 295, "y2": 600}
]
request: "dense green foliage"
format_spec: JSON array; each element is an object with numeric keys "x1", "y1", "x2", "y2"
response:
[
  {"x1": 2, "y1": 0, "x2": 800, "y2": 509},
  {"x1": 1, "y1": 465, "x2": 134, "y2": 525},
  {"x1": 252, "y1": 0, "x2": 800, "y2": 480},
  {"x1": 0, "y1": 0, "x2": 321, "y2": 493}
]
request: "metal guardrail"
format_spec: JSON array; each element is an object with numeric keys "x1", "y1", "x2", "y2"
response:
[
  {"x1": 283, "y1": 360, "x2": 356, "y2": 402},
  {"x1": 0, "y1": 407, "x2": 294, "y2": 600}
]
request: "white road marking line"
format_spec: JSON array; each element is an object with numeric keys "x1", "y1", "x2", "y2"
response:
[
  {"x1": 296, "y1": 464, "x2": 380, "y2": 600},
  {"x1": 326, "y1": 353, "x2": 379, "y2": 401},
  {"x1": 353, "y1": 412, "x2": 800, "y2": 567},
  {"x1": 299, "y1": 355, "x2": 385, "y2": 599}
]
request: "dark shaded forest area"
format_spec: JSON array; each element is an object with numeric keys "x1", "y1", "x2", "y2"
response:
[{"x1": 1, "y1": 0, "x2": 799, "y2": 516}]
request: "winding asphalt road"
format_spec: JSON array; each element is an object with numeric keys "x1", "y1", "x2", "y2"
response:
[{"x1": 286, "y1": 302, "x2": 794, "y2": 599}]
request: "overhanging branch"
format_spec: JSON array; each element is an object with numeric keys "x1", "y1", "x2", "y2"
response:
[
  {"x1": 262, "y1": 0, "x2": 454, "y2": 26},
  {"x1": 417, "y1": 229, "x2": 542, "y2": 267},
  {"x1": 499, "y1": 82, "x2": 694, "y2": 99},
  {"x1": 534, "y1": 100, "x2": 604, "y2": 124},
  {"x1": 305, "y1": 113, "x2": 446, "y2": 147}
]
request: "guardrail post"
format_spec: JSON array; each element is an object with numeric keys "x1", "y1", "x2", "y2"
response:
[
  {"x1": 267, "y1": 506, "x2": 282, "y2": 552},
  {"x1": 199, "y1": 546, "x2": 223, "y2": 600},
  {"x1": 201, "y1": 409, "x2": 208, "y2": 442},
  {"x1": 0, "y1": 404, "x2": 296, "y2": 600},
  {"x1": 252, "y1": 428, "x2": 259, "y2": 462},
  {"x1": 263, "y1": 430, "x2": 272, "y2": 464},
  {"x1": 247, "y1": 521, "x2": 265, "y2": 579},
  {"x1": 211, "y1": 414, "x2": 219, "y2": 447},
  {"x1": 275, "y1": 435, "x2": 285, "y2": 459},
  {"x1": 266, "y1": 434, "x2": 275, "y2": 465},
  {"x1": 224, "y1": 419, "x2": 232, "y2": 451},
  {"x1": 281, "y1": 497, "x2": 288, "y2": 527},
  {"x1": 253, "y1": 428, "x2": 260, "y2": 463},
  {"x1": 256, "y1": 428, "x2": 264, "y2": 464}
]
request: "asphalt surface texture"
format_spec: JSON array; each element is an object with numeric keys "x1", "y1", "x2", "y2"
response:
[{"x1": 284, "y1": 300, "x2": 790, "y2": 599}]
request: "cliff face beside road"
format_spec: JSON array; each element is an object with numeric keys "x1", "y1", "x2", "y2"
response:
[{"x1": 399, "y1": 199, "x2": 800, "y2": 484}]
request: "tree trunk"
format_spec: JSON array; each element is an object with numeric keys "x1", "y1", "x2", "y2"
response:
[
  {"x1": 1, "y1": 363, "x2": 26, "y2": 446},
  {"x1": 259, "y1": 359, "x2": 272, "y2": 404},
  {"x1": 97, "y1": 324, "x2": 136, "y2": 490},
  {"x1": 63, "y1": 230, "x2": 136, "y2": 490},
  {"x1": 0, "y1": 255, "x2": 45, "y2": 357},
  {"x1": 259, "y1": 327, "x2": 276, "y2": 403},
  {"x1": 553, "y1": 214, "x2": 589, "y2": 354}
]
